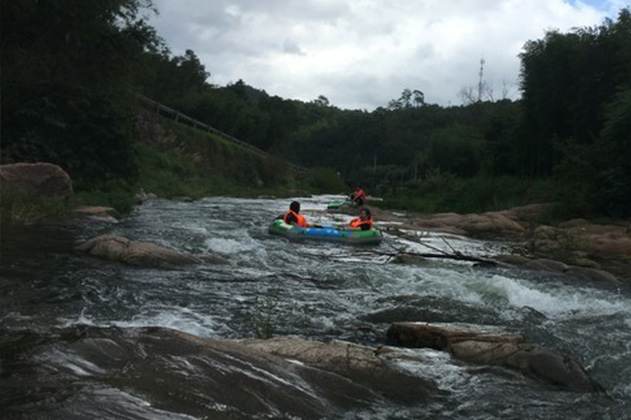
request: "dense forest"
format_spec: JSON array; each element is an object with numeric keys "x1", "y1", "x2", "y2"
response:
[{"x1": 2, "y1": 1, "x2": 630, "y2": 216}]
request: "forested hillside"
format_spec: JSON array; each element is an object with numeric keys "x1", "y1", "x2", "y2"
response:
[{"x1": 2, "y1": 1, "x2": 630, "y2": 216}]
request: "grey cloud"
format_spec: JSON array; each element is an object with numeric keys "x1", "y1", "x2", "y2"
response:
[
  {"x1": 283, "y1": 40, "x2": 306, "y2": 55},
  {"x1": 148, "y1": 0, "x2": 617, "y2": 110}
]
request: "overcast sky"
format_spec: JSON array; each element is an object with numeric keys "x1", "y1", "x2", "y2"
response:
[{"x1": 148, "y1": 0, "x2": 628, "y2": 110}]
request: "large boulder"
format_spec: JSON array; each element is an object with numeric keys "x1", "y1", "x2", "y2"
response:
[
  {"x1": 0, "y1": 162, "x2": 73, "y2": 201},
  {"x1": 387, "y1": 322, "x2": 602, "y2": 391},
  {"x1": 409, "y1": 212, "x2": 526, "y2": 238},
  {"x1": 32, "y1": 326, "x2": 439, "y2": 419},
  {"x1": 76, "y1": 234, "x2": 227, "y2": 267}
]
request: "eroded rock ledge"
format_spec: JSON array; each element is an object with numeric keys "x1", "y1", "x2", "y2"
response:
[{"x1": 387, "y1": 322, "x2": 602, "y2": 391}]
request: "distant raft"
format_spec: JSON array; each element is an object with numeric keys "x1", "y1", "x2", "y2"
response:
[{"x1": 268, "y1": 220, "x2": 382, "y2": 245}]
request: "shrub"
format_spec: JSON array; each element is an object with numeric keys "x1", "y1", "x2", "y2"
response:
[
  {"x1": 304, "y1": 167, "x2": 347, "y2": 193},
  {"x1": 0, "y1": 190, "x2": 72, "y2": 224}
]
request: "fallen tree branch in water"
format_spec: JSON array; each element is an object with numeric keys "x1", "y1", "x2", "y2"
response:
[
  {"x1": 293, "y1": 228, "x2": 505, "y2": 266},
  {"x1": 380, "y1": 228, "x2": 502, "y2": 266}
]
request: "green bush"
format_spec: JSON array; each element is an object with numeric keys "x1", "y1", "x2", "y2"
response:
[
  {"x1": 0, "y1": 190, "x2": 72, "y2": 224},
  {"x1": 74, "y1": 181, "x2": 136, "y2": 213},
  {"x1": 304, "y1": 167, "x2": 347, "y2": 193},
  {"x1": 376, "y1": 175, "x2": 556, "y2": 214}
]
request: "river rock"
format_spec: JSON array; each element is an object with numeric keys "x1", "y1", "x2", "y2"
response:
[
  {"x1": 558, "y1": 218, "x2": 591, "y2": 228},
  {"x1": 135, "y1": 188, "x2": 148, "y2": 203},
  {"x1": 53, "y1": 326, "x2": 439, "y2": 419},
  {"x1": 409, "y1": 212, "x2": 526, "y2": 238},
  {"x1": 494, "y1": 203, "x2": 556, "y2": 221},
  {"x1": 238, "y1": 335, "x2": 437, "y2": 404},
  {"x1": 534, "y1": 258, "x2": 570, "y2": 272},
  {"x1": 565, "y1": 266, "x2": 620, "y2": 284},
  {"x1": 391, "y1": 254, "x2": 428, "y2": 265},
  {"x1": 387, "y1": 322, "x2": 602, "y2": 391},
  {"x1": 0, "y1": 162, "x2": 73, "y2": 201},
  {"x1": 74, "y1": 206, "x2": 120, "y2": 219},
  {"x1": 494, "y1": 254, "x2": 532, "y2": 266},
  {"x1": 76, "y1": 234, "x2": 227, "y2": 267}
]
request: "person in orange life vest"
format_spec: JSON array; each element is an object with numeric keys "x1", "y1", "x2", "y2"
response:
[
  {"x1": 349, "y1": 187, "x2": 367, "y2": 207},
  {"x1": 282, "y1": 201, "x2": 310, "y2": 227},
  {"x1": 345, "y1": 208, "x2": 373, "y2": 231}
]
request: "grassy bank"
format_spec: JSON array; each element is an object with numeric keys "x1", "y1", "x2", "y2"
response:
[
  {"x1": 70, "y1": 113, "x2": 309, "y2": 214},
  {"x1": 2, "y1": 112, "x2": 354, "y2": 224},
  {"x1": 374, "y1": 173, "x2": 557, "y2": 215}
]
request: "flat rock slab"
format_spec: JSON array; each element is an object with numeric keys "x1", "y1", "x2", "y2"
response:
[
  {"x1": 76, "y1": 234, "x2": 227, "y2": 267},
  {"x1": 387, "y1": 322, "x2": 602, "y2": 391},
  {"x1": 44, "y1": 326, "x2": 439, "y2": 419}
]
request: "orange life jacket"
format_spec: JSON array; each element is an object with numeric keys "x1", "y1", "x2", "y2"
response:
[
  {"x1": 284, "y1": 210, "x2": 308, "y2": 227},
  {"x1": 350, "y1": 217, "x2": 373, "y2": 230},
  {"x1": 353, "y1": 189, "x2": 367, "y2": 203}
]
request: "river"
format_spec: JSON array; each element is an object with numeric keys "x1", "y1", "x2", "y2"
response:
[{"x1": 1, "y1": 195, "x2": 630, "y2": 419}]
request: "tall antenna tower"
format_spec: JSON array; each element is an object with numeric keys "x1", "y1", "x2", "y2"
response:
[{"x1": 477, "y1": 56, "x2": 485, "y2": 102}]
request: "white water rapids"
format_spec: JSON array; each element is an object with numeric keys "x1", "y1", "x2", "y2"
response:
[{"x1": 1, "y1": 195, "x2": 630, "y2": 419}]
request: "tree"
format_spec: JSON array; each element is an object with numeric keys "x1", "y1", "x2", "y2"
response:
[
  {"x1": 1, "y1": 0, "x2": 160, "y2": 186},
  {"x1": 388, "y1": 88, "x2": 425, "y2": 109},
  {"x1": 312, "y1": 95, "x2": 330, "y2": 107}
]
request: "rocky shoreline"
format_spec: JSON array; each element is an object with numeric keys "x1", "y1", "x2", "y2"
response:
[{"x1": 332, "y1": 203, "x2": 631, "y2": 285}]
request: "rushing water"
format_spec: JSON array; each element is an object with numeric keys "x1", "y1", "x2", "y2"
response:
[{"x1": 1, "y1": 195, "x2": 630, "y2": 419}]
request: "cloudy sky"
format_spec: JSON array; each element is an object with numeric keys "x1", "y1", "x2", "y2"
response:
[{"x1": 148, "y1": 0, "x2": 628, "y2": 110}]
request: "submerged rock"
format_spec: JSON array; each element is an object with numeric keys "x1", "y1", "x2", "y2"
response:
[
  {"x1": 391, "y1": 254, "x2": 428, "y2": 265},
  {"x1": 387, "y1": 322, "x2": 602, "y2": 392},
  {"x1": 76, "y1": 234, "x2": 227, "y2": 267},
  {"x1": 496, "y1": 253, "x2": 620, "y2": 284},
  {"x1": 31, "y1": 326, "x2": 440, "y2": 419}
]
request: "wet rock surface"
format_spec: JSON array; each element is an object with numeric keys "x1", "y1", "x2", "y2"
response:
[
  {"x1": 76, "y1": 234, "x2": 228, "y2": 267},
  {"x1": 387, "y1": 322, "x2": 603, "y2": 391},
  {"x1": 7, "y1": 326, "x2": 440, "y2": 420}
]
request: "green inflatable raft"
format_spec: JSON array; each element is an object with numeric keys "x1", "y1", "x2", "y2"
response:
[{"x1": 268, "y1": 220, "x2": 382, "y2": 245}]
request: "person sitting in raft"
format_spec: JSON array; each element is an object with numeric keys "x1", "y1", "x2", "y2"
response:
[
  {"x1": 349, "y1": 187, "x2": 367, "y2": 207},
  {"x1": 342, "y1": 208, "x2": 373, "y2": 231},
  {"x1": 282, "y1": 201, "x2": 310, "y2": 227}
]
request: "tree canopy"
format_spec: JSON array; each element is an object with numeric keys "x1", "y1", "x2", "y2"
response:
[{"x1": 2, "y1": 2, "x2": 630, "y2": 216}]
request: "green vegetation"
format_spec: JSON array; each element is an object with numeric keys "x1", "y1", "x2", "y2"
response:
[
  {"x1": 73, "y1": 181, "x2": 138, "y2": 214},
  {"x1": 0, "y1": 191, "x2": 73, "y2": 225},
  {"x1": 2, "y1": 2, "x2": 630, "y2": 219},
  {"x1": 302, "y1": 167, "x2": 347, "y2": 194},
  {"x1": 377, "y1": 174, "x2": 555, "y2": 214},
  {"x1": 134, "y1": 117, "x2": 297, "y2": 198}
]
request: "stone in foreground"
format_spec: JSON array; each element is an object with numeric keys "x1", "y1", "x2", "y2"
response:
[
  {"x1": 387, "y1": 321, "x2": 602, "y2": 391},
  {"x1": 76, "y1": 234, "x2": 227, "y2": 267}
]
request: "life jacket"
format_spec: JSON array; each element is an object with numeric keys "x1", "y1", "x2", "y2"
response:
[
  {"x1": 350, "y1": 217, "x2": 373, "y2": 230},
  {"x1": 284, "y1": 210, "x2": 308, "y2": 227},
  {"x1": 353, "y1": 189, "x2": 367, "y2": 203}
]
